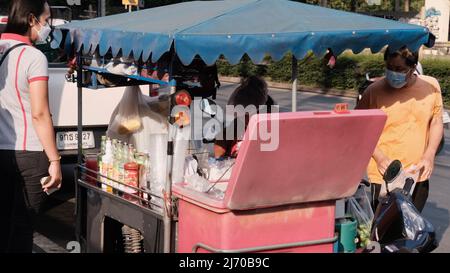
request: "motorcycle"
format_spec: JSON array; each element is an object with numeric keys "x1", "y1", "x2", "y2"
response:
[{"x1": 367, "y1": 160, "x2": 438, "y2": 253}]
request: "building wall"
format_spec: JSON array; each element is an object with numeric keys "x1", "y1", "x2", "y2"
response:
[{"x1": 425, "y1": 0, "x2": 450, "y2": 42}]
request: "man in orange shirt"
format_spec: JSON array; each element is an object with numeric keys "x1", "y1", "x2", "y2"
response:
[{"x1": 356, "y1": 46, "x2": 444, "y2": 212}]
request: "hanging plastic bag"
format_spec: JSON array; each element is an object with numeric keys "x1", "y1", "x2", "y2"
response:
[
  {"x1": 108, "y1": 86, "x2": 142, "y2": 136},
  {"x1": 346, "y1": 184, "x2": 374, "y2": 248}
]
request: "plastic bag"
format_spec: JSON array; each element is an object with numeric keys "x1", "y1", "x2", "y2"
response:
[
  {"x1": 184, "y1": 155, "x2": 199, "y2": 178},
  {"x1": 129, "y1": 99, "x2": 169, "y2": 153},
  {"x1": 108, "y1": 86, "x2": 142, "y2": 136},
  {"x1": 370, "y1": 187, "x2": 438, "y2": 253},
  {"x1": 105, "y1": 57, "x2": 138, "y2": 76},
  {"x1": 346, "y1": 184, "x2": 374, "y2": 248},
  {"x1": 207, "y1": 158, "x2": 234, "y2": 181},
  {"x1": 185, "y1": 174, "x2": 225, "y2": 200}
]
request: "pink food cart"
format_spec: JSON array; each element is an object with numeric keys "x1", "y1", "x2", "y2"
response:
[{"x1": 174, "y1": 109, "x2": 386, "y2": 253}]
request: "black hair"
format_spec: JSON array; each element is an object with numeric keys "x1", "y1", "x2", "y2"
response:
[
  {"x1": 228, "y1": 76, "x2": 268, "y2": 107},
  {"x1": 5, "y1": 0, "x2": 48, "y2": 35},
  {"x1": 384, "y1": 46, "x2": 419, "y2": 68}
]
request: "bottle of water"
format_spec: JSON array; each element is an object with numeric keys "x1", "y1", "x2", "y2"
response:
[
  {"x1": 113, "y1": 141, "x2": 123, "y2": 194},
  {"x1": 101, "y1": 139, "x2": 114, "y2": 193},
  {"x1": 97, "y1": 135, "x2": 107, "y2": 185}
]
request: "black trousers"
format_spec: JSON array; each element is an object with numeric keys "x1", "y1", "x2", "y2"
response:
[
  {"x1": 0, "y1": 150, "x2": 49, "y2": 253},
  {"x1": 371, "y1": 180, "x2": 429, "y2": 213}
]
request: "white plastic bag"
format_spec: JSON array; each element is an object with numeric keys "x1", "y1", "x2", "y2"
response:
[
  {"x1": 108, "y1": 86, "x2": 142, "y2": 136},
  {"x1": 207, "y1": 158, "x2": 235, "y2": 181},
  {"x1": 184, "y1": 155, "x2": 199, "y2": 178},
  {"x1": 129, "y1": 101, "x2": 169, "y2": 153},
  {"x1": 105, "y1": 57, "x2": 138, "y2": 76}
]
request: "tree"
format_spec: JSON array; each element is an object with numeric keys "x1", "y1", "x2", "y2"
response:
[{"x1": 405, "y1": 0, "x2": 410, "y2": 12}]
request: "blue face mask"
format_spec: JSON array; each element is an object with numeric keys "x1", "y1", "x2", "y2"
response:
[{"x1": 385, "y1": 69, "x2": 410, "y2": 89}]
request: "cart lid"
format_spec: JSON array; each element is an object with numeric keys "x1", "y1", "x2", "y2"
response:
[{"x1": 174, "y1": 109, "x2": 386, "y2": 211}]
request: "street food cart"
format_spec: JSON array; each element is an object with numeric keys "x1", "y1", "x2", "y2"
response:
[{"x1": 54, "y1": 0, "x2": 434, "y2": 253}]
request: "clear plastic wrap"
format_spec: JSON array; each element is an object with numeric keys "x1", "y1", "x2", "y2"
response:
[
  {"x1": 108, "y1": 86, "x2": 142, "y2": 135},
  {"x1": 346, "y1": 184, "x2": 374, "y2": 248}
]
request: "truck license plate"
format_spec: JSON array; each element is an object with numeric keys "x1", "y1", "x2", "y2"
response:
[{"x1": 56, "y1": 131, "x2": 95, "y2": 150}]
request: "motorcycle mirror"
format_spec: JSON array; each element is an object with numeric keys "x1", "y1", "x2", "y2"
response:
[{"x1": 383, "y1": 160, "x2": 402, "y2": 184}]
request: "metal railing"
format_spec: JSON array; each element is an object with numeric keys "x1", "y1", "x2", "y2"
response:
[{"x1": 77, "y1": 164, "x2": 168, "y2": 216}]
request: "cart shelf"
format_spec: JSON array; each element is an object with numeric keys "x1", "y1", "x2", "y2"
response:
[
  {"x1": 76, "y1": 165, "x2": 177, "y2": 253},
  {"x1": 81, "y1": 65, "x2": 172, "y2": 88},
  {"x1": 77, "y1": 164, "x2": 173, "y2": 216}
]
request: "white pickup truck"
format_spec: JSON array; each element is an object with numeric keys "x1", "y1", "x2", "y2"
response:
[
  {"x1": 1, "y1": 16, "x2": 141, "y2": 162},
  {"x1": 47, "y1": 62, "x2": 137, "y2": 160}
]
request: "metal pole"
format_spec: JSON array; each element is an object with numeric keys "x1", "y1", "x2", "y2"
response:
[
  {"x1": 75, "y1": 50, "x2": 83, "y2": 245},
  {"x1": 291, "y1": 56, "x2": 298, "y2": 112},
  {"x1": 97, "y1": 0, "x2": 106, "y2": 17},
  {"x1": 164, "y1": 80, "x2": 177, "y2": 253},
  {"x1": 163, "y1": 51, "x2": 177, "y2": 253},
  {"x1": 77, "y1": 52, "x2": 83, "y2": 165}
]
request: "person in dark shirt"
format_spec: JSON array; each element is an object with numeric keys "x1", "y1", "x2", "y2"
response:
[{"x1": 214, "y1": 76, "x2": 276, "y2": 158}]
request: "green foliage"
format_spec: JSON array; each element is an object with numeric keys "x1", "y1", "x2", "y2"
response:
[{"x1": 422, "y1": 58, "x2": 450, "y2": 107}]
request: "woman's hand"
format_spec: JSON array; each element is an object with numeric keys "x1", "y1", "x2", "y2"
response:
[
  {"x1": 43, "y1": 161, "x2": 63, "y2": 192},
  {"x1": 375, "y1": 155, "x2": 392, "y2": 176},
  {"x1": 416, "y1": 154, "x2": 435, "y2": 181}
]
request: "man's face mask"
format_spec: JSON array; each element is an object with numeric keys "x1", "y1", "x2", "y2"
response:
[
  {"x1": 385, "y1": 68, "x2": 411, "y2": 89},
  {"x1": 33, "y1": 16, "x2": 51, "y2": 43}
]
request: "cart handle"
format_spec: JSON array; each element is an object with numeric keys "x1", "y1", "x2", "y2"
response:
[{"x1": 192, "y1": 235, "x2": 338, "y2": 253}]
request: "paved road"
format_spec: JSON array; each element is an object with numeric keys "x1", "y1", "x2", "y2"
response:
[
  {"x1": 34, "y1": 82, "x2": 450, "y2": 253},
  {"x1": 217, "y1": 82, "x2": 450, "y2": 253}
]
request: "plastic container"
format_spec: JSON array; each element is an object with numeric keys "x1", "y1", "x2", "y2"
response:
[
  {"x1": 171, "y1": 125, "x2": 191, "y2": 185},
  {"x1": 124, "y1": 162, "x2": 139, "y2": 203},
  {"x1": 84, "y1": 153, "x2": 98, "y2": 186},
  {"x1": 335, "y1": 217, "x2": 357, "y2": 253},
  {"x1": 148, "y1": 133, "x2": 168, "y2": 211},
  {"x1": 101, "y1": 140, "x2": 114, "y2": 193}
]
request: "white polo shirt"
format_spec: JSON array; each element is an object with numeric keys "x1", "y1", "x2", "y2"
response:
[{"x1": 0, "y1": 33, "x2": 49, "y2": 151}]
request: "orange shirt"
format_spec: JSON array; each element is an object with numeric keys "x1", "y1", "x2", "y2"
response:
[{"x1": 356, "y1": 75, "x2": 443, "y2": 184}]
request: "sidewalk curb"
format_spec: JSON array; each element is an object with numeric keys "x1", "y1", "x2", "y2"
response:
[{"x1": 219, "y1": 76, "x2": 358, "y2": 98}]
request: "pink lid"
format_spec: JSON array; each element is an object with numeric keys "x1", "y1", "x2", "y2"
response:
[
  {"x1": 224, "y1": 109, "x2": 386, "y2": 210},
  {"x1": 173, "y1": 109, "x2": 386, "y2": 211}
]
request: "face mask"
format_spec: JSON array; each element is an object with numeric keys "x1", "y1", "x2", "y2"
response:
[
  {"x1": 385, "y1": 69, "x2": 410, "y2": 89},
  {"x1": 33, "y1": 16, "x2": 51, "y2": 43}
]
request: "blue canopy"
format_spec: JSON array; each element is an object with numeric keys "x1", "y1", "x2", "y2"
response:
[{"x1": 56, "y1": 0, "x2": 433, "y2": 65}]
